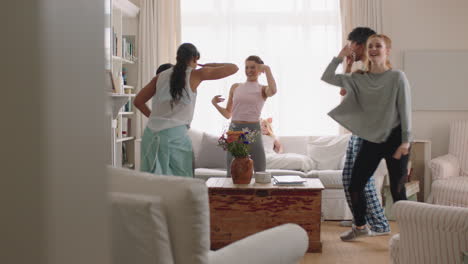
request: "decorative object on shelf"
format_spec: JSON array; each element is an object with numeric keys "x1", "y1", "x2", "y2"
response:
[
  {"x1": 122, "y1": 67, "x2": 128, "y2": 85},
  {"x1": 218, "y1": 129, "x2": 260, "y2": 184},
  {"x1": 106, "y1": 70, "x2": 117, "y2": 93},
  {"x1": 118, "y1": 71, "x2": 124, "y2": 92}
]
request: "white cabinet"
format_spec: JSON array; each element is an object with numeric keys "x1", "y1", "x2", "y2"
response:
[{"x1": 109, "y1": 0, "x2": 139, "y2": 168}]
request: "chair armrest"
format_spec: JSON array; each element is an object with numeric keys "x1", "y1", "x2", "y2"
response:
[
  {"x1": 208, "y1": 224, "x2": 308, "y2": 264},
  {"x1": 392, "y1": 201, "x2": 468, "y2": 264},
  {"x1": 389, "y1": 234, "x2": 400, "y2": 264},
  {"x1": 429, "y1": 154, "x2": 460, "y2": 181}
]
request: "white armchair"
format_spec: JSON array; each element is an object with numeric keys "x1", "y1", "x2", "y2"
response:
[
  {"x1": 389, "y1": 201, "x2": 468, "y2": 264},
  {"x1": 108, "y1": 167, "x2": 308, "y2": 264},
  {"x1": 428, "y1": 120, "x2": 468, "y2": 207}
]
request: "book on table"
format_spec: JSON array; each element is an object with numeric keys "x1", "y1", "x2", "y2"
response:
[{"x1": 273, "y1": 175, "x2": 306, "y2": 185}]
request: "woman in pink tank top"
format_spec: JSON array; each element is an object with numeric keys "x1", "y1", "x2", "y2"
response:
[{"x1": 212, "y1": 55, "x2": 277, "y2": 176}]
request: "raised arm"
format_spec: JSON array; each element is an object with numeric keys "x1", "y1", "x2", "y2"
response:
[
  {"x1": 190, "y1": 63, "x2": 238, "y2": 92},
  {"x1": 133, "y1": 75, "x2": 158, "y2": 117},
  {"x1": 260, "y1": 65, "x2": 277, "y2": 98},
  {"x1": 196, "y1": 63, "x2": 238, "y2": 81},
  {"x1": 212, "y1": 83, "x2": 238, "y2": 119},
  {"x1": 340, "y1": 55, "x2": 355, "y2": 96},
  {"x1": 321, "y1": 45, "x2": 353, "y2": 87}
]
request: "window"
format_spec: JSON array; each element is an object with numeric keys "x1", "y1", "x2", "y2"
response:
[{"x1": 182, "y1": 0, "x2": 342, "y2": 136}]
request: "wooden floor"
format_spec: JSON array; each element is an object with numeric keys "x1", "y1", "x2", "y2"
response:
[{"x1": 300, "y1": 221, "x2": 399, "y2": 264}]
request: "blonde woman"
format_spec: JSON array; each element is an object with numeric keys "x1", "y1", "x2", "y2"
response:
[
  {"x1": 261, "y1": 118, "x2": 283, "y2": 154},
  {"x1": 321, "y1": 34, "x2": 412, "y2": 241}
]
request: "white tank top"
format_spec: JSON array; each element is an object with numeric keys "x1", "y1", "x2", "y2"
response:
[{"x1": 147, "y1": 67, "x2": 197, "y2": 132}]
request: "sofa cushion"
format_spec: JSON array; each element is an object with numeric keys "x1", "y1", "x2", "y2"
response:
[
  {"x1": 196, "y1": 132, "x2": 227, "y2": 169},
  {"x1": 277, "y1": 136, "x2": 309, "y2": 156},
  {"x1": 187, "y1": 129, "x2": 204, "y2": 162},
  {"x1": 194, "y1": 168, "x2": 227, "y2": 181},
  {"x1": 110, "y1": 192, "x2": 174, "y2": 264},
  {"x1": 266, "y1": 153, "x2": 316, "y2": 171},
  {"x1": 305, "y1": 170, "x2": 320, "y2": 178},
  {"x1": 307, "y1": 134, "x2": 350, "y2": 170},
  {"x1": 317, "y1": 170, "x2": 343, "y2": 189}
]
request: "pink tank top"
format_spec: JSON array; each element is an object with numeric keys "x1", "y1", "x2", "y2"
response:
[{"x1": 231, "y1": 81, "x2": 265, "y2": 122}]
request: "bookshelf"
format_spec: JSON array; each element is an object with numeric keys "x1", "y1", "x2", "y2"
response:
[{"x1": 109, "y1": 0, "x2": 139, "y2": 168}]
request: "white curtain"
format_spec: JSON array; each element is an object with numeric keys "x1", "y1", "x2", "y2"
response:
[
  {"x1": 181, "y1": 0, "x2": 342, "y2": 136},
  {"x1": 136, "y1": 0, "x2": 181, "y2": 137},
  {"x1": 340, "y1": 0, "x2": 383, "y2": 43},
  {"x1": 338, "y1": 0, "x2": 382, "y2": 134}
]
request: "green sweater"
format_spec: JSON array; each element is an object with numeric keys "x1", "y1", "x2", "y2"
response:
[{"x1": 321, "y1": 57, "x2": 412, "y2": 143}]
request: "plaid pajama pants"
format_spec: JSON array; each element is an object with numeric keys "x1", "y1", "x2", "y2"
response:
[{"x1": 343, "y1": 135, "x2": 390, "y2": 232}]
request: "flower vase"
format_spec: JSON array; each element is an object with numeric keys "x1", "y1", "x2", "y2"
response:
[{"x1": 230, "y1": 156, "x2": 253, "y2": 184}]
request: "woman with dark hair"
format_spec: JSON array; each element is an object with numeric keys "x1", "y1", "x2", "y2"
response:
[
  {"x1": 211, "y1": 55, "x2": 277, "y2": 176},
  {"x1": 134, "y1": 43, "x2": 238, "y2": 177}
]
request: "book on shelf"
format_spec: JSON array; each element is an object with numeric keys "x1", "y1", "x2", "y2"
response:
[
  {"x1": 273, "y1": 175, "x2": 306, "y2": 185},
  {"x1": 122, "y1": 35, "x2": 136, "y2": 62},
  {"x1": 112, "y1": 27, "x2": 118, "y2": 56},
  {"x1": 106, "y1": 70, "x2": 117, "y2": 93},
  {"x1": 124, "y1": 100, "x2": 132, "y2": 112}
]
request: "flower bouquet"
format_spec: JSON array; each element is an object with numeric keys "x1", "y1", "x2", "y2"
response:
[
  {"x1": 217, "y1": 128, "x2": 260, "y2": 158},
  {"x1": 218, "y1": 128, "x2": 260, "y2": 183}
]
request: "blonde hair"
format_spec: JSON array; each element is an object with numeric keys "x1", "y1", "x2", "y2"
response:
[
  {"x1": 363, "y1": 34, "x2": 392, "y2": 72},
  {"x1": 261, "y1": 119, "x2": 275, "y2": 137}
]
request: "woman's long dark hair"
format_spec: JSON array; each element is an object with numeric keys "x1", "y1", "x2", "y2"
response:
[{"x1": 170, "y1": 43, "x2": 200, "y2": 106}]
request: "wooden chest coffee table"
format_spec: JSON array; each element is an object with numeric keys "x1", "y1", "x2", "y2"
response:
[{"x1": 206, "y1": 177, "x2": 325, "y2": 253}]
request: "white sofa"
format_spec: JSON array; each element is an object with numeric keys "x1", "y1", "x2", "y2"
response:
[
  {"x1": 188, "y1": 129, "x2": 387, "y2": 220},
  {"x1": 389, "y1": 201, "x2": 468, "y2": 264},
  {"x1": 109, "y1": 167, "x2": 309, "y2": 264}
]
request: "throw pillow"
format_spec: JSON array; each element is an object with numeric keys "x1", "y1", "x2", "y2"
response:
[
  {"x1": 110, "y1": 192, "x2": 174, "y2": 264},
  {"x1": 187, "y1": 129, "x2": 204, "y2": 163},
  {"x1": 196, "y1": 132, "x2": 227, "y2": 169},
  {"x1": 308, "y1": 134, "x2": 351, "y2": 170},
  {"x1": 266, "y1": 153, "x2": 316, "y2": 171},
  {"x1": 277, "y1": 136, "x2": 309, "y2": 156}
]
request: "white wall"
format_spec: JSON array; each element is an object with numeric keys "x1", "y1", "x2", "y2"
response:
[
  {"x1": 382, "y1": 0, "x2": 468, "y2": 158},
  {"x1": 1, "y1": 1, "x2": 110, "y2": 263}
]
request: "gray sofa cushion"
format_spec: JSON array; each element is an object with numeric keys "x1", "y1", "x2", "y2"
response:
[
  {"x1": 196, "y1": 133, "x2": 227, "y2": 169},
  {"x1": 307, "y1": 135, "x2": 350, "y2": 170}
]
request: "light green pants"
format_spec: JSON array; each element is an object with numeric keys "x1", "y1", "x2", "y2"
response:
[{"x1": 140, "y1": 125, "x2": 193, "y2": 177}]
